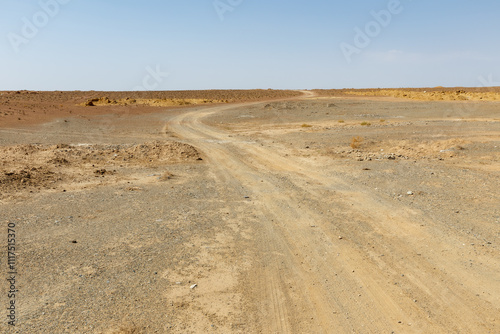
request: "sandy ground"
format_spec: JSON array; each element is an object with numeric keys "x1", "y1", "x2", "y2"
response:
[{"x1": 0, "y1": 91, "x2": 499, "y2": 333}]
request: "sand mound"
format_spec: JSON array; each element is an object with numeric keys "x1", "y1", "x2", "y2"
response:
[
  {"x1": 0, "y1": 167, "x2": 63, "y2": 192},
  {"x1": 1, "y1": 141, "x2": 201, "y2": 166},
  {"x1": 0, "y1": 141, "x2": 202, "y2": 197},
  {"x1": 81, "y1": 97, "x2": 229, "y2": 107}
]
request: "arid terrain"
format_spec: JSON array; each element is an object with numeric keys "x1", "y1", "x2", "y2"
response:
[{"x1": 1, "y1": 89, "x2": 499, "y2": 333}]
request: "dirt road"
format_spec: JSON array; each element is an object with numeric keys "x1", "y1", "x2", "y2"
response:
[
  {"x1": 167, "y1": 94, "x2": 499, "y2": 333},
  {"x1": 1, "y1": 91, "x2": 498, "y2": 333}
]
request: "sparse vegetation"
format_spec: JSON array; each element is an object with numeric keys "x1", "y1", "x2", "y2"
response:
[
  {"x1": 301, "y1": 124, "x2": 312, "y2": 128},
  {"x1": 350, "y1": 136, "x2": 364, "y2": 149},
  {"x1": 338, "y1": 120, "x2": 345, "y2": 123},
  {"x1": 360, "y1": 122, "x2": 371, "y2": 126}
]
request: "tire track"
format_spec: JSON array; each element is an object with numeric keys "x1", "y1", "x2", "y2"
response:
[{"x1": 167, "y1": 96, "x2": 499, "y2": 333}]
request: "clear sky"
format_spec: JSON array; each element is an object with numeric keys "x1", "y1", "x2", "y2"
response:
[{"x1": 1, "y1": 0, "x2": 499, "y2": 90}]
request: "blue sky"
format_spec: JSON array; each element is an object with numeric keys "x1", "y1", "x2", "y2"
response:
[{"x1": 1, "y1": 0, "x2": 499, "y2": 90}]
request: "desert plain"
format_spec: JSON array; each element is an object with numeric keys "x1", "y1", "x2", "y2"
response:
[{"x1": 0, "y1": 88, "x2": 499, "y2": 333}]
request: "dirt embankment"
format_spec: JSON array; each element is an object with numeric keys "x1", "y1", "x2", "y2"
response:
[
  {"x1": 313, "y1": 87, "x2": 500, "y2": 101},
  {"x1": 0, "y1": 141, "x2": 202, "y2": 200},
  {"x1": 80, "y1": 97, "x2": 230, "y2": 107}
]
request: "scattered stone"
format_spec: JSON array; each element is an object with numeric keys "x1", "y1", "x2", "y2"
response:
[
  {"x1": 190, "y1": 284, "x2": 197, "y2": 289},
  {"x1": 407, "y1": 191, "x2": 414, "y2": 195}
]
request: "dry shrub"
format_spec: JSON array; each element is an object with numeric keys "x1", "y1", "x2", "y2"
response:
[
  {"x1": 301, "y1": 124, "x2": 312, "y2": 128},
  {"x1": 350, "y1": 136, "x2": 363, "y2": 149},
  {"x1": 360, "y1": 121, "x2": 371, "y2": 126}
]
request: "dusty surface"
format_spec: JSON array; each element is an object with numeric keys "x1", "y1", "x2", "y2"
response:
[{"x1": 1, "y1": 91, "x2": 499, "y2": 333}]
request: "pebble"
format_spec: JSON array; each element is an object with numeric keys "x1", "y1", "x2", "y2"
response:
[
  {"x1": 190, "y1": 284, "x2": 197, "y2": 289},
  {"x1": 407, "y1": 191, "x2": 414, "y2": 195}
]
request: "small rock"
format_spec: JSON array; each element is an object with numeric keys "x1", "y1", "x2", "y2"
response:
[
  {"x1": 190, "y1": 284, "x2": 197, "y2": 289},
  {"x1": 338, "y1": 236, "x2": 343, "y2": 240},
  {"x1": 407, "y1": 191, "x2": 414, "y2": 195}
]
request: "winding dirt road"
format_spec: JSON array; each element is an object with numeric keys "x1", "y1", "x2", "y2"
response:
[{"x1": 167, "y1": 94, "x2": 499, "y2": 333}]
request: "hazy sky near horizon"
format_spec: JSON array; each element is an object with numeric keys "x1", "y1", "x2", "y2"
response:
[{"x1": 1, "y1": 0, "x2": 499, "y2": 91}]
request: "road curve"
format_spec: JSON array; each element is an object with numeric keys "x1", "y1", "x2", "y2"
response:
[{"x1": 166, "y1": 94, "x2": 499, "y2": 333}]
